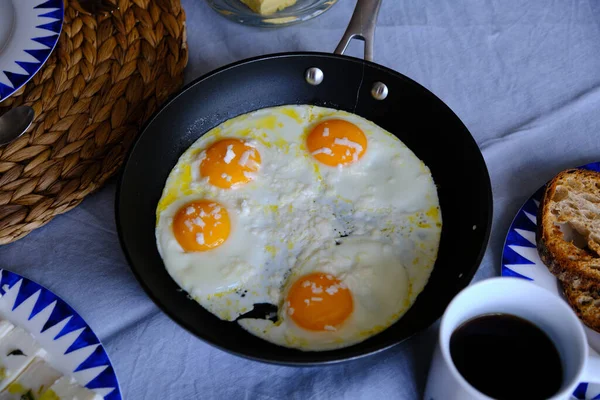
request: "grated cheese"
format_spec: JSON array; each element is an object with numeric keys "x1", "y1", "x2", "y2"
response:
[
  {"x1": 239, "y1": 150, "x2": 254, "y2": 167},
  {"x1": 325, "y1": 285, "x2": 338, "y2": 295},
  {"x1": 334, "y1": 137, "x2": 363, "y2": 162},
  {"x1": 224, "y1": 145, "x2": 236, "y2": 164},
  {"x1": 311, "y1": 282, "x2": 323, "y2": 294},
  {"x1": 192, "y1": 217, "x2": 205, "y2": 228},
  {"x1": 311, "y1": 147, "x2": 333, "y2": 156}
]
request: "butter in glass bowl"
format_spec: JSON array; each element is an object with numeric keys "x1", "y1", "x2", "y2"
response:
[
  {"x1": 241, "y1": 0, "x2": 297, "y2": 15},
  {"x1": 206, "y1": 0, "x2": 338, "y2": 27}
]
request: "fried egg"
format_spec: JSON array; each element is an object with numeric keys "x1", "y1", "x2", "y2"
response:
[
  {"x1": 238, "y1": 237, "x2": 417, "y2": 351},
  {"x1": 305, "y1": 109, "x2": 437, "y2": 213},
  {"x1": 155, "y1": 105, "x2": 442, "y2": 349}
]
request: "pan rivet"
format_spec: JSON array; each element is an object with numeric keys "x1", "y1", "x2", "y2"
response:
[
  {"x1": 371, "y1": 82, "x2": 388, "y2": 100},
  {"x1": 305, "y1": 68, "x2": 324, "y2": 86}
]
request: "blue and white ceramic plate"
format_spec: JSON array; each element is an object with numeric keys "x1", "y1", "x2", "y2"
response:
[
  {"x1": 0, "y1": 269, "x2": 121, "y2": 399},
  {"x1": 0, "y1": 0, "x2": 64, "y2": 102},
  {"x1": 502, "y1": 162, "x2": 600, "y2": 400}
]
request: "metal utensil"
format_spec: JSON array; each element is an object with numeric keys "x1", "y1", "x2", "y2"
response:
[
  {"x1": 78, "y1": 0, "x2": 118, "y2": 15},
  {"x1": 0, "y1": 106, "x2": 34, "y2": 146}
]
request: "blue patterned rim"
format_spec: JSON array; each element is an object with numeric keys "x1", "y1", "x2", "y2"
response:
[
  {"x1": 502, "y1": 162, "x2": 600, "y2": 400},
  {"x1": 0, "y1": 269, "x2": 121, "y2": 399},
  {"x1": 0, "y1": 0, "x2": 64, "y2": 101}
]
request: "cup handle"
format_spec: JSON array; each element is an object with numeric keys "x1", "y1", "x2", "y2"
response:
[{"x1": 582, "y1": 353, "x2": 600, "y2": 383}]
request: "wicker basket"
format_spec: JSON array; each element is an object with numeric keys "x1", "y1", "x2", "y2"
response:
[{"x1": 0, "y1": 0, "x2": 188, "y2": 244}]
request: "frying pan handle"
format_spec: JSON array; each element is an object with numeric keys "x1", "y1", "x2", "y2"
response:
[{"x1": 334, "y1": 0, "x2": 382, "y2": 62}]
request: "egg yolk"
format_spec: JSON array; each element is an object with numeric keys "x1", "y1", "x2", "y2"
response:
[
  {"x1": 172, "y1": 200, "x2": 230, "y2": 252},
  {"x1": 286, "y1": 272, "x2": 353, "y2": 331},
  {"x1": 306, "y1": 119, "x2": 367, "y2": 167},
  {"x1": 200, "y1": 139, "x2": 261, "y2": 189}
]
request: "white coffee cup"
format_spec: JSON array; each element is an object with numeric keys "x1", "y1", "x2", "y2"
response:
[{"x1": 424, "y1": 277, "x2": 600, "y2": 400}]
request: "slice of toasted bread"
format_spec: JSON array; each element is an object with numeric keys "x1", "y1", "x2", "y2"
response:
[
  {"x1": 562, "y1": 280, "x2": 600, "y2": 332},
  {"x1": 536, "y1": 168, "x2": 600, "y2": 285}
]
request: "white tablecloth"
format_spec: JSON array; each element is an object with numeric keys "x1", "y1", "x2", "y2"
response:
[{"x1": 2, "y1": 0, "x2": 600, "y2": 398}]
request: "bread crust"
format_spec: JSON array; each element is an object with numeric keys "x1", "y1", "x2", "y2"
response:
[
  {"x1": 536, "y1": 169, "x2": 600, "y2": 285},
  {"x1": 562, "y1": 280, "x2": 600, "y2": 332},
  {"x1": 536, "y1": 168, "x2": 600, "y2": 333}
]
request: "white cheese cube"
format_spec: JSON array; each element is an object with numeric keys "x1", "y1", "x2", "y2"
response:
[
  {"x1": 40, "y1": 376, "x2": 102, "y2": 400},
  {"x1": 0, "y1": 322, "x2": 14, "y2": 341},
  {"x1": 0, "y1": 358, "x2": 61, "y2": 399},
  {"x1": 0, "y1": 327, "x2": 44, "y2": 391}
]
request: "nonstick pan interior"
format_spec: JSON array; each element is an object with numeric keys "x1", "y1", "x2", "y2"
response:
[{"x1": 116, "y1": 53, "x2": 492, "y2": 365}]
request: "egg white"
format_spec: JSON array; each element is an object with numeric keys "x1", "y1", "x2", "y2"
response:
[
  {"x1": 304, "y1": 108, "x2": 439, "y2": 212},
  {"x1": 238, "y1": 237, "x2": 413, "y2": 351},
  {"x1": 156, "y1": 195, "x2": 275, "y2": 320},
  {"x1": 156, "y1": 106, "x2": 329, "y2": 320},
  {"x1": 155, "y1": 105, "x2": 442, "y2": 347}
]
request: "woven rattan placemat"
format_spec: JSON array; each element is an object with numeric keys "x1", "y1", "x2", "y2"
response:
[{"x1": 0, "y1": 0, "x2": 188, "y2": 244}]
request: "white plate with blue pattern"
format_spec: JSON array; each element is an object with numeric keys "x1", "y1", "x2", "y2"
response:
[
  {"x1": 0, "y1": 0, "x2": 64, "y2": 102},
  {"x1": 0, "y1": 269, "x2": 121, "y2": 399},
  {"x1": 502, "y1": 161, "x2": 600, "y2": 400}
]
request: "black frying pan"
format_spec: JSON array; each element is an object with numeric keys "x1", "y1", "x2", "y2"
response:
[{"x1": 116, "y1": 0, "x2": 492, "y2": 365}]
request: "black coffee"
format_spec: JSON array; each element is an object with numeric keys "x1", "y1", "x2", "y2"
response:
[{"x1": 450, "y1": 313, "x2": 563, "y2": 400}]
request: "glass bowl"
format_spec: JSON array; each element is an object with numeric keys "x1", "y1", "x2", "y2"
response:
[{"x1": 206, "y1": 0, "x2": 338, "y2": 27}]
